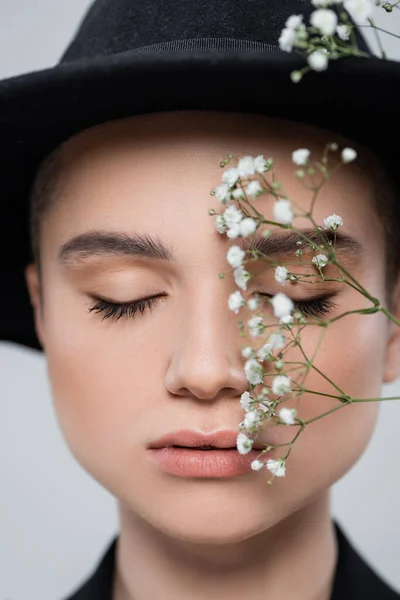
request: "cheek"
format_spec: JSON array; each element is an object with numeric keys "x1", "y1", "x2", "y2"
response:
[
  {"x1": 41, "y1": 267, "x2": 178, "y2": 492},
  {"x1": 303, "y1": 308, "x2": 387, "y2": 402},
  {"x1": 276, "y1": 308, "x2": 386, "y2": 479},
  {"x1": 43, "y1": 301, "x2": 157, "y2": 484}
]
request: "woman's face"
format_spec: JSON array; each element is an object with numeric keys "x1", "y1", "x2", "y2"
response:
[{"x1": 26, "y1": 110, "x2": 400, "y2": 543}]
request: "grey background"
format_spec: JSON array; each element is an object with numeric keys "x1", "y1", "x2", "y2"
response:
[{"x1": 1, "y1": 2, "x2": 400, "y2": 599}]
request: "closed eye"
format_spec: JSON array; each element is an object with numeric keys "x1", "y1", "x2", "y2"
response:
[
  {"x1": 87, "y1": 292, "x2": 339, "y2": 323},
  {"x1": 88, "y1": 294, "x2": 167, "y2": 321},
  {"x1": 257, "y1": 293, "x2": 339, "y2": 318}
]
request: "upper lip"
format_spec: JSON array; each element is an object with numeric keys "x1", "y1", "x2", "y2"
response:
[{"x1": 148, "y1": 429, "x2": 265, "y2": 450}]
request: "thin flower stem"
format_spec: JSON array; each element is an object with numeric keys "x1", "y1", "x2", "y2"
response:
[
  {"x1": 219, "y1": 151, "x2": 400, "y2": 481},
  {"x1": 287, "y1": 329, "x2": 317, "y2": 390},
  {"x1": 303, "y1": 215, "x2": 400, "y2": 326},
  {"x1": 379, "y1": 303, "x2": 400, "y2": 324},
  {"x1": 299, "y1": 388, "x2": 351, "y2": 402},
  {"x1": 322, "y1": 307, "x2": 380, "y2": 324},
  {"x1": 289, "y1": 328, "x2": 347, "y2": 396},
  {"x1": 302, "y1": 394, "x2": 400, "y2": 426},
  {"x1": 303, "y1": 402, "x2": 350, "y2": 425},
  {"x1": 367, "y1": 18, "x2": 387, "y2": 59},
  {"x1": 294, "y1": 39, "x2": 371, "y2": 58},
  {"x1": 358, "y1": 23, "x2": 400, "y2": 40},
  {"x1": 258, "y1": 392, "x2": 400, "y2": 463},
  {"x1": 351, "y1": 395, "x2": 400, "y2": 403}
]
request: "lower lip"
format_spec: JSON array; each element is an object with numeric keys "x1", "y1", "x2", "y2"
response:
[{"x1": 147, "y1": 447, "x2": 263, "y2": 478}]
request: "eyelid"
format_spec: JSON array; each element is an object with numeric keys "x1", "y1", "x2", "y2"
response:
[
  {"x1": 88, "y1": 292, "x2": 167, "y2": 304},
  {"x1": 254, "y1": 291, "x2": 338, "y2": 302}
]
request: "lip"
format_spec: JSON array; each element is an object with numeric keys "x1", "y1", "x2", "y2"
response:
[
  {"x1": 147, "y1": 430, "x2": 267, "y2": 478},
  {"x1": 148, "y1": 429, "x2": 265, "y2": 450}
]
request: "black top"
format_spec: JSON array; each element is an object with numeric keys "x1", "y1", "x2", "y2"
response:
[{"x1": 64, "y1": 521, "x2": 399, "y2": 600}]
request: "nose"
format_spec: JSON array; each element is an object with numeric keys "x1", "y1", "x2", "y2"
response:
[{"x1": 164, "y1": 280, "x2": 259, "y2": 402}]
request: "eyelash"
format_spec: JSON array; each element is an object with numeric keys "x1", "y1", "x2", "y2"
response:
[
  {"x1": 259, "y1": 293, "x2": 338, "y2": 318},
  {"x1": 87, "y1": 293, "x2": 338, "y2": 322},
  {"x1": 88, "y1": 295, "x2": 167, "y2": 321}
]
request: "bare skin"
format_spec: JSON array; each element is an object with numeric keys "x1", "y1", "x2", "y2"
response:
[{"x1": 25, "y1": 110, "x2": 400, "y2": 600}]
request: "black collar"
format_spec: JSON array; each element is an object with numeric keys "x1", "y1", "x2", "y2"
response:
[{"x1": 65, "y1": 521, "x2": 399, "y2": 599}]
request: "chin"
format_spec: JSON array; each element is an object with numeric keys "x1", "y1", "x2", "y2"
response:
[
  {"x1": 148, "y1": 512, "x2": 272, "y2": 545},
  {"x1": 131, "y1": 479, "x2": 291, "y2": 544}
]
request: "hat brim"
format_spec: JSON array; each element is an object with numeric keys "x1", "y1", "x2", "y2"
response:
[{"x1": 0, "y1": 48, "x2": 399, "y2": 351}]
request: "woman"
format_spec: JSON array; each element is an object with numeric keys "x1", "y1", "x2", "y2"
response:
[{"x1": 1, "y1": 0, "x2": 400, "y2": 598}]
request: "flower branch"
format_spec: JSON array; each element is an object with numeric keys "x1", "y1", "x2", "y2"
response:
[{"x1": 209, "y1": 142, "x2": 400, "y2": 484}]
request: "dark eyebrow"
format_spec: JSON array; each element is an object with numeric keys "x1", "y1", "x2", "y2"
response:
[
  {"x1": 237, "y1": 227, "x2": 364, "y2": 264},
  {"x1": 58, "y1": 227, "x2": 363, "y2": 267},
  {"x1": 59, "y1": 231, "x2": 174, "y2": 266}
]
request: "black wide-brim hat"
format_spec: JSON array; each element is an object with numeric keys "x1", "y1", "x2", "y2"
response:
[{"x1": 1, "y1": 0, "x2": 399, "y2": 352}]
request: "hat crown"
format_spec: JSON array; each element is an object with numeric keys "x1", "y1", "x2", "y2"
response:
[{"x1": 59, "y1": 0, "x2": 368, "y2": 63}]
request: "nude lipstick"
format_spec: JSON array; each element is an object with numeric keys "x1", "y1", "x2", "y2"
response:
[{"x1": 147, "y1": 430, "x2": 264, "y2": 478}]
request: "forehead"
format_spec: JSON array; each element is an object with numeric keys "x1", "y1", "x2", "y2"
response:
[{"x1": 43, "y1": 110, "x2": 384, "y2": 268}]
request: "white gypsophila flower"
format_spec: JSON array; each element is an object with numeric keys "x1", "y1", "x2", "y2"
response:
[
  {"x1": 248, "y1": 315, "x2": 265, "y2": 337},
  {"x1": 223, "y1": 204, "x2": 244, "y2": 227},
  {"x1": 227, "y1": 224, "x2": 241, "y2": 239},
  {"x1": 257, "y1": 343, "x2": 273, "y2": 362},
  {"x1": 280, "y1": 314, "x2": 294, "y2": 326},
  {"x1": 323, "y1": 213, "x2": 343, "y2": 230},
  {"x1": 251, "y1": 459, "x2": 264, "y2": 471},
  {"x1": 246, "y1": 180, "x2": 263, "y2": 198},
  {"x1": 292, "y1": 148, "x2": 311, "y2": 166},
  {"x1": 336, "y1": 23, "x2": 351, "y2": 40},
  {"x1": 310, "y1": 9, "x2": 338, "y2": 35},
  {"x1": 280, "y1": 18, "x2": 308, "y2": 51},
  {"x1": 273, "y1": 199, "x2": 294, "y2": 224},
  {"x1": 272, "y1": 375, "x2": 292, "y2": 396},
  {"x1": 243, "y1": 410, "x2": 262, "y2": 432},
  {"x1": 237, "y1": 156, "x2": 256, "y2": 179},
  {"x1": 291, "y1": 71, "x2": 303, "y2": 83},
  {"x1": 258, "y1": 386, "x2": 270, "y2": 398},
  {"x1": 228, "y1": 290, "x2": 245, "y2": 314},
  {"x1": 226, "y1": 245, "x2": 246, "y2": 268},
  {"x1": 285, "y1": 14, "x2": 304, "y2": 29},
  {"x1": 275, "y1": 266, "x2": 289, "y2": 285},
  {"x1": 239, "y1": 217, "x2": 257, "y2": 237},
  {"x1": 214, "y1": 183, "x2": 232, "y2": 204},
  {"x1": 247, "y1": 296, "x2": 259, "y2": 311},
  {"x1": 241, "y1": 346, "x2": 254, "y2": 359},
  {"x1": 258, "y1": 392, "x2": 273, "y2": 405},
  {"x1": 271, "y1": 292, "x2": 294, "y2": 319},
  {"x1": 237, "y1": 432, "x2": 254, "y2": 454},
  {"x1": 234, "y1": 265, "x2": 251, "y2": 290},
  {"x1": 222, "y1": 167, "x2": 240, "y2": 187},
  {"x1": 266, "y1": 459, "x2": 286, "y2": 477},
  {"x1": 343, "y1": 0, "x2": 375, "y2": 22},
  {"x1": 232, "y1": 187, "x2": 245, "y2": 200},
  {"x1": 269, "y1": 331, "x2": 287, "y2": 351},
  {"x1": 312, "y1": 253, "x2": 328, "y2": 268},
  {"x1": 240, "y1": 391, "x2": 253, "y2": 411},
  {"x1": 214, "y1": 215, "x2": 228, "y2": 234},
  {"x1": 307, "y1": 49, "x2": 329, "y2": 71},
  {"x1": 244, "y1": 358, "x2": 264, "y2": 385},
  {"x1": 279, "y1": 407, "x2": 297, "y2": 425},
  {"x1": 259, "y1": 403, "x2": 273, "y2": 416},
  {"x1": 341, "y1": 147, "x2": 357, "y2": 163},
  {"x1": 279, "y1": 26, "x2": 296, "y2": 52},
  {"x1": 254, "y1": 155, "x2": 269, "y2": 173}
]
